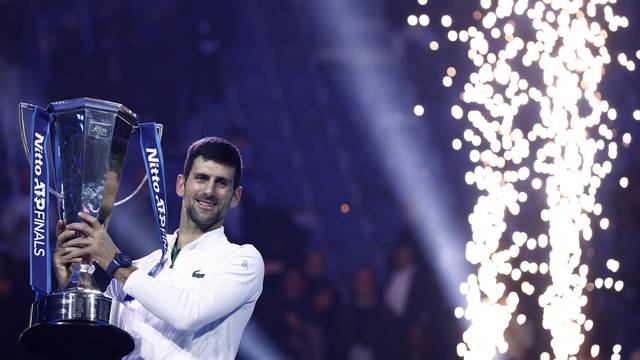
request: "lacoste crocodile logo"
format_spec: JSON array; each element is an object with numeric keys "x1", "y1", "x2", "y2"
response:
[{"x1": 192, "y1": 270, "x2": 205, "y2": 278}]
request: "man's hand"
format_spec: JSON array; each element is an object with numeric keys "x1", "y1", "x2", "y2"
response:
[
  {"x1": 53, "y1": 219, "x2": 82, "y2": 290},
  {"x1": 61, "y1": 212, "x2": 119, "y2": 272}
]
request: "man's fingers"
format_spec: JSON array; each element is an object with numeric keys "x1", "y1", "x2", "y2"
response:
[
  {"x1": 57, "y1": 229, "x2": 80, "y2": 245},
  {"x1": 54, "y1": 247, "x2": 84, "y2": 265},
  {"x1": 56, "y1": 220, "x2": 72, "y2": 246},
  {"x1": 78, "y1": 212, "x2": 101, "y2": 229},
  {"x1": 55, "y1": 246, "x2": 79, "y2": 258},
  {"x1": 62, "y1": 247, "x2": 90, "y2": 260},
  {"x1": 57, "y1": 256, "x2": 83, "y2": 265},
  {"x1": 63, "y1": 238, "x2": 92, "y2": 248},
  {"x1": 56, "y1": 220, "x2": 65, "y2": 237},
  {"x1": 65, "y1": 222, "x2": 94, "y2": 237}
]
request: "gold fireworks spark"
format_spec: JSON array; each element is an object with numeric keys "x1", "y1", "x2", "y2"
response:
[{"x1": 410, "y1": 0, "x2": 632, "y2": 358}]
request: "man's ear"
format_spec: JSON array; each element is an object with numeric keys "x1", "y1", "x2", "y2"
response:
[
  {"x1": 176, "y1": 174, "x2": 185, "y2": 197},
  {"x1": 230, "y1": 186, "x2": 243, "y2": 208}
]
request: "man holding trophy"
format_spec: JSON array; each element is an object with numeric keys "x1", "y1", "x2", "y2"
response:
[
  {"x1": 58, "y1": 137, "x2": 264, "y2": 359},
  {"x1": 19, "y1": 99, "x2": 263, "y2": 359}
]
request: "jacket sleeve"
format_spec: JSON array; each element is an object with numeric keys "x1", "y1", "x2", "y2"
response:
[
  {"x1": 122, "y1": 245, "x2": 264, "y2": 332},
  {"x1": 105, "y1": 250, "x2": 161, "y2": 301},
  {"x1": 104, "y1": 278, "x2": 125, "y2": 301}
]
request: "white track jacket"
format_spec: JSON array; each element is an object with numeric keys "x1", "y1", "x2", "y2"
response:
[{"x1": 106, "y1": 227, "x2": 264, "y2": 360}]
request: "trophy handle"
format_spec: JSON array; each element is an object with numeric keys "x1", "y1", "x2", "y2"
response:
[
  {"x1": 113, "y1": 123, "x2": 163, "y2": 207},
  {"x1": 19, "y1": 102, "x2": 63, "y2": 200}
]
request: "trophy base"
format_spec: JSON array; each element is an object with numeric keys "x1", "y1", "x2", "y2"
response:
[
  {"x1": 19, "y1": 289, "x2": 134, "y2": 358},
  {"x1": 19, "y1": 321, "x2": 135, "y2": 359}
]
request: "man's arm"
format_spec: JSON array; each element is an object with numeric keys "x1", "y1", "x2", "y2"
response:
[
  {"x1": 61, "y1": 212, "x2": 264, "y2": 331},
  {"x1": 121, "y1": 246, "x2": 264, "y2": 331},
  {"x1": 113, "y1": 266, "x2": 138, "y2": 284}
]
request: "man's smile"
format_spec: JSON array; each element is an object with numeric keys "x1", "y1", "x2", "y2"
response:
[{"x1": 196, "y1": 199, "x2": 217, "y2": 209}]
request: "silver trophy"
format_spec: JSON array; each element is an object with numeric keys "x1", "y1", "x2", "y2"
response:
[{"x1": 17, "y1": 98, "x2": 155, "y2": 358}]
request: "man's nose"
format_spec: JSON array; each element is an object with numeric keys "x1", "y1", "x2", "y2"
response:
[{"x1": 202, "y1": 181, "x2": 216, "y2": 196}]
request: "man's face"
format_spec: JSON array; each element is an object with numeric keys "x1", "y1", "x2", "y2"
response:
[{"x1": 176, "y1": 156, "x2": 242, "y2": 232}]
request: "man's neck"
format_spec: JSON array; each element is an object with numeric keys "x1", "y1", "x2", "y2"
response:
[{"x1": 176, "y1": 220, "x2": 222, "y2": 248}]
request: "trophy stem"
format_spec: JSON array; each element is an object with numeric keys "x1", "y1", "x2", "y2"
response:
[{"x1": 65, "y1": 259, "x2": 99, "y2": 291}]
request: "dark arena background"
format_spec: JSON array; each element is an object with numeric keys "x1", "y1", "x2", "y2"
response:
[{"x1": 1, "y1": 1, "x2": 640, "y2": 359}]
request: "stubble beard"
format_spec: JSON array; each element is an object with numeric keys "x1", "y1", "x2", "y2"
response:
[{"x1": 187, "y1": 200, "x2": 226, "y2": 232}]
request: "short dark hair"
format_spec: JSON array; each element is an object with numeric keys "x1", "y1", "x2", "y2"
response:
[{"x1": 183, "y1": 137, "x2": 242, "y2": 188}]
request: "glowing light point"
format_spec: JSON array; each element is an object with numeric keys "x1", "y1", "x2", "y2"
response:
[
  {"x1": 452, "y1": 138, "x2": 463, "y2": 150},
  {"x1": 585, "y1": 320, "x2": 594, "y2": 331},
  {"x1": 442, "y1": 15, "x2": 453, "y2": 28},
  {"x1": 414, "y1": 104, "x2": 425, "y2": 116},
  {"x1": 619, "y1": 177, "x2": 628, "y2": 188},
  {"x1": 595, "y1": 278, "x2": 603, "y2": 289},
  {"x1": 340, "y1": 203, "x2": 350, "y2": 214},
  {"x1": 407, "y1": 15, "x2": 418, "y2": 26},
  {"x1": 604, "y1": 277, "x2": 614, "y2": 289},
  {"x1": 606, "y1": 259, "x2": 620, "y2": 272},
  {"x1": 451, "y1": 105, "x2": 464, "y2": 119},
  {"x1": 419, "y1": 14, "x2": 430, "y2": 26},
  {"x1": 447, "y1": 30, "x2": 458, "y2": 42},
  {"x1": 613, "y1": 344, "x2": 622, "y2": 354},
  {"x1": 531, "y1": 178, "x2": 542, "y2": 190}
]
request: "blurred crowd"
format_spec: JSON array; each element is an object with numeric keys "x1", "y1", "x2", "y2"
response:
[{"x1": 251, "y1": 226, "x2": 453, "y2": 360}]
